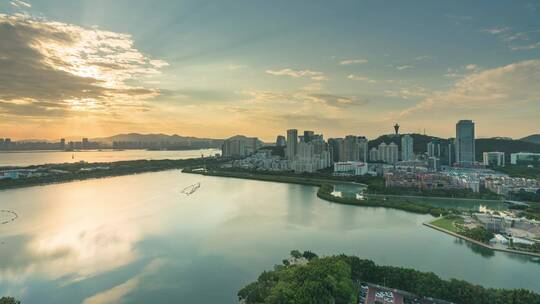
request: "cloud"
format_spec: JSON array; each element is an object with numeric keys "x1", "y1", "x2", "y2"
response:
[
  {"x1": 400, "y1": 60, "x2": 540, "y2": 117},
  {"x1": 244, "y1": 89, "x2": 365, "y2": 107},
  {"x1": 396, "y1": 65, "x2": 413, "y2": 70},
  {"x1": 384, "y1": 85, "x2": 430, "y2": 100},
  {"x1": 0, "y1": 14, "x2": 166, "y2": 118},
  {"x1": 347, "y1": 74, "x2": 376, "y2": 83},
  {"x1": 82, "y1": 259, "x2": 166, "y2": 304},
  {"x1": 265, "y1": 68, "x2": 328, "y2": 81},
  {"x1": 482, "y1": 26, "x2": 509, "y2": 35},
  {"x1": 482, "y1": 26, "x2": 540, "y2": 51},
  {"x1": 339, "y1": 58, "x2": 367, "y2": 65},
  {"x1": 465, "y1": 64, "x2": 477, "y2": 70},
  {"x1": 387, "y1": 64, "x2": 413, "y2": 71},
  {"x1": 10, "y1": 0, "x2": 31, "y2": 8},
  {"x1": 510, "y1": 42, "x2": 540, "y2": 50},
  {"x1": 308, "y1": 93, "x2": 368, "y2": 107},
  {"x1": 414, "y1": 55, "x2": 431, "y2": 61}
]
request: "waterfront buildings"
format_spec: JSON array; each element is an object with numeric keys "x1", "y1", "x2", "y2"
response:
[
  {"x1": 286, "y1": 129, "x2": 298, "y2": 160},
  {"x1": 231, "y1": 129, "x2": 332, "y2": 173},
  {"x1": 455, "y1": 120, "x2": 475, "y2": 165},
  {"x1": 221, "y1": 135, "x2": 260, "y2": 157},
  {"x1": 401, "y1": 134, "x2": 414, "y2": 161},
  {"x1": 333, "y1": 161, "x2": 368, "y2": 176},
  {"x1": 510, "y1": 152, "x2": 540, "y2": 165},
  {"x1": 483, "y1": 152, "x2": 505, "y2": 167},
  {"x1": 340, "y1": 135, "x2": 368, "y2": 162},
  {"x1": 373, "y1": 142, "x2": 399, "y2": 164},
  {"x1": 328, "y1": 138, "x2": 343, "y2": 162}
]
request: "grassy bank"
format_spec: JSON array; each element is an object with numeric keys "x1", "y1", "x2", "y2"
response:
[
  {"x1": 187, "y1": 168, "x2": 454, "y2": 216},
  {"x1": 317, "y1": 184, "x2": 452, "y2": 216}
]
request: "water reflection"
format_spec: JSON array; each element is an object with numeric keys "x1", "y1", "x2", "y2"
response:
[{"x1": 0, "y1": 171, "x2": 539, "y2": 303}]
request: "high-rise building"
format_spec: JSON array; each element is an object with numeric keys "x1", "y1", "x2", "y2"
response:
[
  {"x1": 276, "y1": 135, "x2": 286, "y2": 147},
  {"x1": 440, "y1": 139, "x2": 455, "y2": 166},
  {"x1": 221, "y1": 135, "x2": 260, "y2": 157},
  {"x1": 286, "y1": 129, "x2": 298, "y2": 160},
  {"x1": 290, "y1": 131, "x2": 332, "y2": 173},
  {"x1": 455, "y1": 120, "x2": 475, "y2": 164},
  {"x1": 378, "y1": 142, "x2": 398, "y2": 164},
  {"x1": 303, "y1": 130, "x2": 315, "y2": 143},
  {"x1": 427, "y1": 140, "x2": 441, "y2": 158},
  {"x1": 401, "y1": 135, "x2": 414, "y2": 161},
  {"x1": 483, "y1": 152, "x2": 505, "y2": 167},
  {"x1": 328, "y1": 138, "x2": 342, "y2": 162},
  {"x1": 369, "y1": 147, "x2": 379, "y2": 162},
  {"x1": 60, "y1": 138, "x2": 66, "y2": 149},
  {"x1": 339, "y1": 136, "x2": 368, "y2": 162},
  {"x1": 357, "y1": 137, "x2": 369, "y2": 162}
]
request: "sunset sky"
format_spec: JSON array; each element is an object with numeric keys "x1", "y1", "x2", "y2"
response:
[{"x1": 1, "y1": 0, "x2": 539, "y2": 141}]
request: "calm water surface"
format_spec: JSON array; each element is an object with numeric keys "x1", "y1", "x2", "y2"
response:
[
  {"x1": 0, "y1": 149, "x2": 220, "y2": 167},
  {"x1": 0, "y1": 171, "x2": 539, "y2": 303}
]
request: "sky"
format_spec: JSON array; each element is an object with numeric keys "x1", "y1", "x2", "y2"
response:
[{"x1": 0, "y1": 0, "x2": 539, "y2": 141}]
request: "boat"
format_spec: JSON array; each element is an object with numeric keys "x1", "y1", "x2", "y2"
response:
[{"x1": 181, "y1": 182, "x2": 201, "y2": 195}]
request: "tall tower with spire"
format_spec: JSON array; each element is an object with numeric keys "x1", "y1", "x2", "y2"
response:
[{"x1": 393, "y1": 123, "x2": 400, "y2": 136}]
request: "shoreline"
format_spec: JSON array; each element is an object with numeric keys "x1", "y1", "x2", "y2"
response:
[
  {"x1": 188, "y1": 169, "x2": 540, "y2": 259},
  {"x1": 184, "y1": 169, "x2": 448, "y2": 215},
  {"x1": 423, "y1": 222, "x2": 540, "y2": 258}
]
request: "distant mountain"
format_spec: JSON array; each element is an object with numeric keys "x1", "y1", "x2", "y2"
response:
[
  {"x1": 92, "y1": 133, "x2": 222, "y2": 143},
  {"x1": 521, "y1": 134, "x2": 540, "y2": 144},
  {"x1": 476, "y1": 138, "x2": 540, "y2": 161},
  {"x1": 91, "y1": 133, "x2": 224, "y2": 149},
  {"x1": 368, "y1": 133, "x2": 441, "y2": 153}
]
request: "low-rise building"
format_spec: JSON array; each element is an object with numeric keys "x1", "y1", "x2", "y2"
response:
[
  {"x1": 333, "y1": 161, "x2": 368, "y2": 176},
  {"x1": 483, "y1": 151, "x2": 505, "y2": 167},
  {"x1": 510, "y1": 152, "x2": 540, "y2": 165}
]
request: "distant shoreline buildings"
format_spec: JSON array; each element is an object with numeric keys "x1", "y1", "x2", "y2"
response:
[{"x1": 218, "y1": 120, "x2": 540, "y2": 195}]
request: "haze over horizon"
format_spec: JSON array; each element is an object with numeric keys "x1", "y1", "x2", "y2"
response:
[{"x1": 1, "y1": 0, "x2": 539, "y2": 141}]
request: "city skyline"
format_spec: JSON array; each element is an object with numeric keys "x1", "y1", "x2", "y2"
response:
[{"x1": 1, "y1": 1, "x2": 540, "y2": 141}]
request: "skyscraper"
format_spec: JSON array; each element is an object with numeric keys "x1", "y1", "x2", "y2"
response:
[
  {"x1": 378, "y1": 142, "x2": 398, "y2": 164},
  {"x1": 427, "y1": 140, "x2": 441, "y2": 158},
  {"x1": 286, "y1": 129, "x2": 298, "y2": 160},
  {"x1": 276, "y1": 135, "x2": 286, "y2": 147},
  {"x1": 455, "y1": 120, "x2": 475, "y2": 164},
  {"x1": 303, "y1": 130, "x2": 315, "y2": 143},
  {"x1": 328, "y1": 138, "x2": 342, "y2": 162},
  {"x1": 340, "y1": 136, "x2": 368, "y2": 162},
  {"x1": 401, "y1": 135, "x2": 414, "y2": 161}
]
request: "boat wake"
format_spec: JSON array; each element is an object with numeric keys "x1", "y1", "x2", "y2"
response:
[
  {"x1": 181, "y1": 182, "x2": 201, "y2": 196},
  {"x1": 0, "y1": 209, "x2": 18, "y2": 225}
]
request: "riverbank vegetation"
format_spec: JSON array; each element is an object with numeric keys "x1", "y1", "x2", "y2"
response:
[
  {"x1": 495, "y1": 165, "x2": 540, "y2": 180},
  {"x1": 0, "y1": 158, "x2": 224, "y2": 190},
  {"x1": 430, "y1": 215, "x2": 494, "y2": 244},
  {"x1": 509, "y1": 203, "x2": 540, "y2": 221},
  {"x1": 238, "y1": 251, "x2": 540, "y2": 304},
  {"x1": 317, "y1": 184, "x2": 453, "y2": 216}
]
